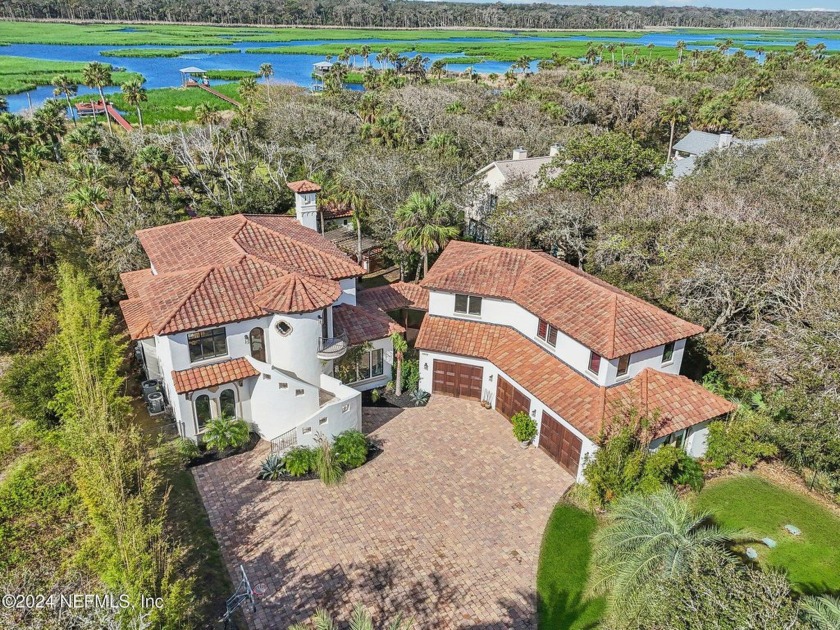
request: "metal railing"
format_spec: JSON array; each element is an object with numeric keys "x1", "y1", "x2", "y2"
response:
[
  {"x1": 317, "y1": 331, "x2": 349, "y2": 359},
  {"x1": 270, "y1": 427, "x2": 298, "y2": 455}
]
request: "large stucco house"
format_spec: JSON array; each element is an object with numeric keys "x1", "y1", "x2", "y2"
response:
[
  {"x1": 119, "y1": 181, "x2": 402, "y2": 449},
  {"x1": 415, "y1": 241, "x2": 735, "y2": 480}
]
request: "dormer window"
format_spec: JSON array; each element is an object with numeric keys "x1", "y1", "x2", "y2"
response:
[
  {"x1": 537, "y1": 319, "x2": 558, "y2": 347},
  {"x1": 588, "y1": 351, "x2": 601, "y2": 375},
  {"x1": 662, "y1": 341, "x2": 675, "y2": 365},
  {"x1": 454, "y1": 294, "x2": 482, "y2": 316},
  {"x1": 617, "y1": 354, "x2": 630, "y2": 377},
  {"x1": 187, "y1": 327, "x2": 227, "y2": 363}
]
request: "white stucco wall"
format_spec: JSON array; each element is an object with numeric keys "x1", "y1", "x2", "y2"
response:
[
  {"x1": 428, "y1": 290, "x2": 685, "y2": 386},
  {"x1": 337, "y1": 277, "x2": 357, "y2": 306}
]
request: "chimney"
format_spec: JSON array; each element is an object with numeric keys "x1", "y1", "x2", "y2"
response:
[
  {"x1": 549, "y1": 143, "x2": 561, "y2": 157},
  {"x1": 512, "y1": 147, "x2": 528, "y2": 160},
  {"x1": 286, "y1": 180, "x2": 321, "y2": 231},
  {"x1": 718, "y1": 131, "x2": 733, "y2": 149}
]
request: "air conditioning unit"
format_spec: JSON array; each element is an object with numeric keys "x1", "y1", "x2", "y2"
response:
[
  {"x1": 134, "y1": 344, "x2": 145, "y2": 365},
  {"x1": 147, "y1": 392, "x2": 165, "y2": 415},
  {"x1": 141, "y1": 379, "x2": 161, "y2": 401}
]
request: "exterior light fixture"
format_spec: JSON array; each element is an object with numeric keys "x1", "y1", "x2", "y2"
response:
[{"x1": 423, "y1": 363, "x2": 428, "y2": 370}]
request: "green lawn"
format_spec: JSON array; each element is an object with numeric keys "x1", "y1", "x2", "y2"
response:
[
  {"x1": 72, "y1": 82, "x2": 242, "y2": 125},
  {"x1": 0, "y1": 54, "x2": 140, "y2": 95},
  {"x1": 695, "y1": 474, "x2": 840, "y2": 595},
  {"x1": 537, "y1": 503, "x2": 605, "y2": 630},
  {"x1": 100, "y1": 47, "x2": 237, "y2": 58}
]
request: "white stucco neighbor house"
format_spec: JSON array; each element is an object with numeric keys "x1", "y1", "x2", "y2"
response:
[
  {"x1": 464, "y1": 146, "x2": 560, "y2": 243},
  {"x1": 119, "y1": 180, "x2": 403, "y2": 450},
  {"x1": 415, "y1": 241, "x2": 735, "y2": 481}
]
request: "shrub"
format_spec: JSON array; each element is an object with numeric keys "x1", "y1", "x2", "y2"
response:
[
  {"x1": 0, "y1": 344, "x2": 60, "y2": 429},
  {"x1": 202, "y1": 417, "x2": 250, "y2": 453},
  {"x1": 314, "y1": 434, "x2": 344, "y2": 486},
  {"x1": 370, "y1": 388, "x2": 381, "y2": 404},
  {"x1": 512, "y1": 411, "x2": 537, "y2": 443},
  {"x1": 410, "y1": 389, "x2": 430, "y2": 407},
  {"x1": 333, "y1": 430, "x2": 369, "y2": 470},
  {"x1": 640, "y1": 445, "x2": 704, "y2": 493},
  {"x1": 705, "y1": 407, "x2": 777, "y2": 469},
  {"x1": 583, "y1": 426, "x2": 647, "y2": 508},
  {"x1": 402, "y1": 359, "x2": 420, "y2": 393},
  {"x1": 173, "y1": 437, "x2": 201, "y2": 465},
  {"x1": 284, "y1": 446, "x2": 316, "y2": 477},
  {"x1": 258, "y1": 454, "x2": 285, "y2": 480}
]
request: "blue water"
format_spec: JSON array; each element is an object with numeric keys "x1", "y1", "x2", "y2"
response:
[{"x1": 4, "y1": 29, "x2": 839, "y2": 113}]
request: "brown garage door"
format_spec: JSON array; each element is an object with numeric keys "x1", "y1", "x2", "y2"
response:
[
  {"x1": 495, "y1": 376, "x2": 531, "y2": 421},
  {"x1": 432, "y1": 360, "x2": 483, "y2": 400},
  {"x1": 539, "y1": 411, "x2": 582, "y2": 476}
]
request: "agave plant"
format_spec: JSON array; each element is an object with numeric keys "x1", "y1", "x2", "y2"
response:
[
  {"x1": 410, "y1": 389, "x2": 430, "y2": 407},
  {"x1": 258, "y1": 454, "x2": 285, "y2": 480}
]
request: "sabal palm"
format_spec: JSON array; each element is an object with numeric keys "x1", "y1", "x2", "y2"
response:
[
  {"x1": 32, "y1": 99, "x2": 68, "y2": 161},
  {"x1": 0, "y1": 96, "x2": 6, "y2": 113},
  {"x1": 52, "y1": 74, "x2": 78, "y2": 126},
  {"x1": 288, "y1": 604, "x2": 413, "y2": 630},
  {"x1": 590, "y1": 489, "x2": 736, "y2": 626},
  {"x1": 659, "y1": 97, "x2": 688, "y2": 161},
  {"x1": 802, "y1": 595, "x2": 840, "y2": 630},
  {"x1": 259, "y1": 63, "x2": 274, "y2": 104},
  {"x1": 121, "y1": 78, "x2": 147, "y2": 130},
  {"x1": 395, "y1": 192, "x2": 459, "y2": 278},
  {"x1": 238, "y1": 77, "x2": 258, "y2": 103},
  {"x1": 82, "y1": 62, "x2": 113, "y2": 134}
]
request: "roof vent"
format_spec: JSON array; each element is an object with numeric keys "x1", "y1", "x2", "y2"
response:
[
  {"x1": 512, "y1": 147, "x2": 528, "y2": 160},
  {"x1": 549, "y1": 143, "x2": 561, "y2": 157},
  {"x1": 718, "y1": 131, "x2": 733, "y2": 149}
]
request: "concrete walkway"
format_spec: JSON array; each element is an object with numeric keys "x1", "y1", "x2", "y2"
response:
[{"x1": 193, "y1": 396, "x2": 573, "y2": 629}]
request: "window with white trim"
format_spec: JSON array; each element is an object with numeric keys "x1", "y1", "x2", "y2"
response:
[
  {"x1": 187, "y1": 328, "x2": 227, "y2": 363},
  {"x1": 662, "y1": 341, "x2": 675, "y2": 364},
  {"x1": 616, "y1": 354, "x2": 630, "y2": 377},
  {"x1": 454, "y1": 294, "x2": 482, "y2": 316},
  {"x1": 537, "y1": 319, "x2": 558, "y2": 347}
]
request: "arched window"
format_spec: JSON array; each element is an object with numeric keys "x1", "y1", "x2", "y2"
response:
[
  {"x1": 249, "y1": 327, "x2": 266, "y2": 362},
  {"x1": 219, "y1": 388, "x2": 236, "y2": 419},
  {"x1": 195, "y1": 394, "x2": 211, "y2": 432}
]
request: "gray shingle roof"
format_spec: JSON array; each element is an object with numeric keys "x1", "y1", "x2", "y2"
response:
[{"x1": 672, "y1": 130, "x2": 723, "y2": 156}]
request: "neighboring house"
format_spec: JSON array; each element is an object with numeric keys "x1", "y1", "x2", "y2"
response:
[
  {"x1": 415, "y1": 241, "x2": 735, "y2": 480},
  {"x1": 464, "y1": 146, "x2": 559, "y2": 243},
  {"x1": 119, "y1": 181, "x2": 403, "y2": 449},
  {"x1": 670, "y1": 130, "x2": 774, "y2": 179}
]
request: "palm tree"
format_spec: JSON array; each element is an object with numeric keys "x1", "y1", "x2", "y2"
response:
[
  {"x1": 675, "y1": 40, "x2": 686, "y2": 65},
  {"x1": 618, "y1": 42, "x2": 627, "y2": 67},
  {"x1": 258, "y1": 62, "x2": 274, "y2": 105},
  {"x1": 238, "y1": 76, "x2": 258, "y2": 104},
  {"x1": 121, "y1": 78, "x2": 146, "y2": 131},
  {"x1": 134, "y1": 144, "x2": 176, "y2": 200},
  {"x1": 802, "y1": 595, "x2": 840, "y2": 630},
  {"x1": 82, "y1": 62, "x2": 113, "y2": 134},
  {"x1": 391, "y1": 332, "x2": 408, "y2": 396},
  {"x1": 430, "y1": 59, "x2": 446, "y2": 80},
  {"x1": 0, "y1": 96, "x2": 6, "y2": 113},
  {"x1": 659, "y1": 97, "x2": 688, "y2": 161},
  {"x1": 646, "y1": 42, "x2": 655, "y2": 60},
  {"x1": 289, "y1": 604, "x2": 413, "y2": 630},
  {"x1": 606, "y1": 43, "x2": 617, "y2": 67},
  {"x1": 515, "y1": 55, "x2": 533, "y2": 73},
  {"x1": 0, "y1": 113, "x2": 32, "y2": 184},
  {"x1": 590, "y1": 489, "x2": 737, "y2": 627},
  {"x1": 52, "y1": 74, "x2": 78, "y2": 126},
  {"x1": 32, "y1": 99, "x2": 68, "y2": 161},
  {"x1": 395, "y1": 192, "x2": 459, "y2": 279},
  {"x1": 360, "y1": 44, "x2": 371, "y2": 68},
  {"x1": 195, "y1": 102, "x2": 221, "y2": 132}
]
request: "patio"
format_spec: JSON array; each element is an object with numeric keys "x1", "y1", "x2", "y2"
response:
[{"x1": 193, "y1": 396, "x2": 574, "y2": 629}]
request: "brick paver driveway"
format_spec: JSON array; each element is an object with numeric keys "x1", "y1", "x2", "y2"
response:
[{"x1": 194, "y1": 396, "x2": 574, "y2": 629}]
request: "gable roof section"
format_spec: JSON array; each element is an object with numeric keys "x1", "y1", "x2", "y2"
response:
[
  {"x1": 673, "y1": 130, "x2": 723, "y2": 156},
  {"x1": 333, "y1": 303, "x2": 405, "y2": 345},
  {"x1": 123, "y1": 215, "x2": 366, "y2": 339},
  {"x1": 172, "y1": 357, "x2": 259, "y2": 394},
  {"x1": 416, "y1": 316, "x2": 734, "y2": 440},
  {"x1": 421, "y1": 241, "x2": 702, "y2": 359},
  {"x1": 358, "y1": 282, "x2": 429, "y2": 312}
]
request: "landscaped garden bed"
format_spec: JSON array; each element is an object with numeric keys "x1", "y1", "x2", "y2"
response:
[{"x1": 257, "y1": 430, "x2": 381, "y2": 485}]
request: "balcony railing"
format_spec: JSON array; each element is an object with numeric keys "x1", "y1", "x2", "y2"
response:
[{"x1": 317, "y1": 331, "x2": 349, "y2": 360}]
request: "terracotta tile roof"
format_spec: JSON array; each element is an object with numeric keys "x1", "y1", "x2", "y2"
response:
[
  {"x1": 254, "y1": 272, "x2": 341, "y2": 314},
  {"x1": 416, "y1": 316, "x2": 734, "y2": 440},
  {"x1": 122, "y1": 215, "x2": 366, "y2": 337},
  {"x1": 320, "y1": 200, "x2": 353, "y2": 220},
  {"x1": 119, "y1": 299, "x2": 152, "y2": 340},
  {"x1": 287, "y1": 180, "x2": 322, "y2": 194},
  {"x1": 333, "y1": 304, "x2": 405, "y2": 345},
  {"x1": 358, "y1": 282, "x2": 429, "y2": 312},
  {"x1": 421, "y1": 242, "x2": 703, "y2": 359},
  {"x1": 172, "y1": 357, "x2": 260, "y2": 394}
]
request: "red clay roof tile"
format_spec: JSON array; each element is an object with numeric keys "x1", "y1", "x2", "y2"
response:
[
  {"x1": 421, "y1": 242, "x2": 703, "y2": 359},
  {"x1": 287, "y1": 180, "x2": 322, "y2": 194},
  {"x1": 333, "y1": 303, "x2": 404, "y2": 345},
  {"x1": 254, "y1": 272, "x2": 341, "y2": 314},
  {"x1": 357, "y1": 282, "x2": 429, "y2": 312},
  {"x1": 172, "y1": 357, "x2": 259, "y2": 394},
  {"x1": 416, "y1": 316, "x2": 734, "y2": 440}
]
